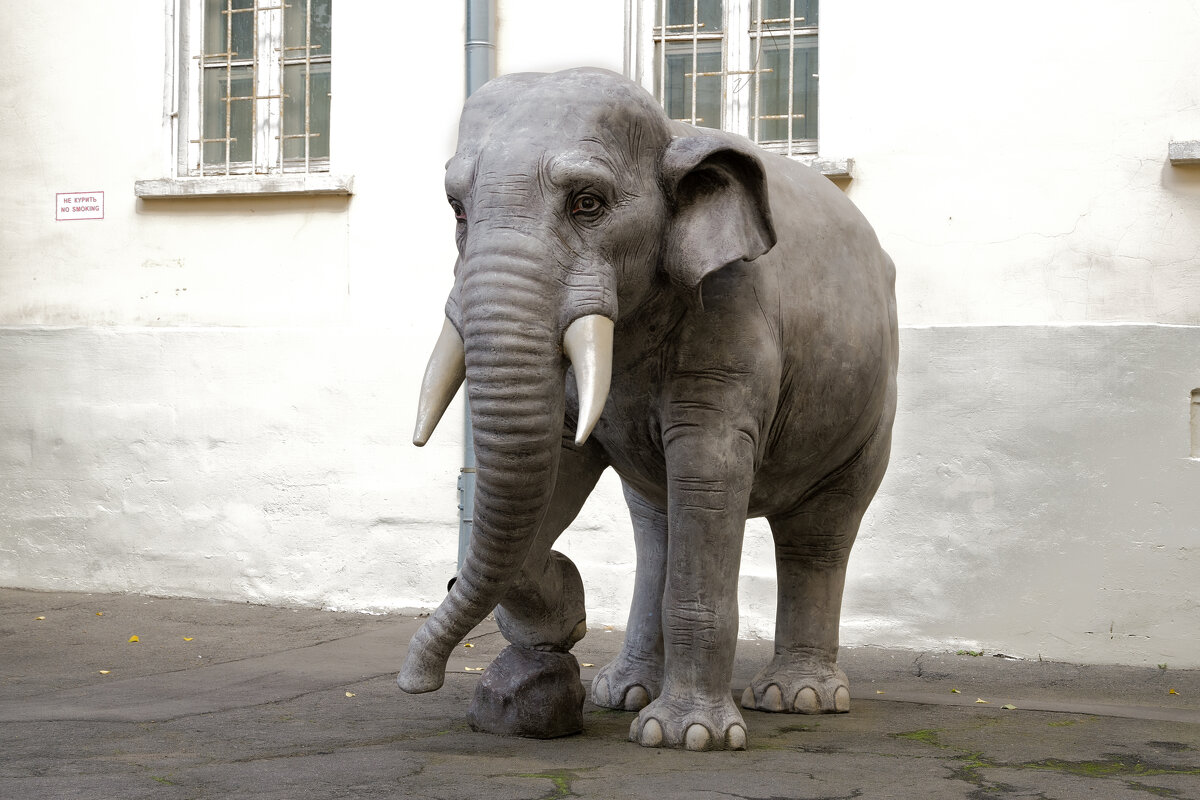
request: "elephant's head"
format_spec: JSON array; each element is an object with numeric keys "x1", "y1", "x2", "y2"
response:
[{"x1": 398, "y1": 68, "x2": 776, "y2": 693}]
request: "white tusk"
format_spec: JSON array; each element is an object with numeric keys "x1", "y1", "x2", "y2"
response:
[
  {"x1": 562, "y1": 315, "x2": 614, "y2": 447},
  {"x1": 413, "y1": 318, "x2": 466, "y2": 446}
]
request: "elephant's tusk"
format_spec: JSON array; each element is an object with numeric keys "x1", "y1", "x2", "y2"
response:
[
  {"x1": 563, "y1": 314, "x2": 614, "y2": 447},
  {"x1": 413, "y1": 318, "x2": 466, "y2": 446}
]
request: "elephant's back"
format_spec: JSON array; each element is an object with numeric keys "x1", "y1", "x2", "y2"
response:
[
  {"x1": 747, "y1": 156, "x2": 897, "y2": 514},
  {"x1": 759, "y1": 153, "x2": 895, "y2": 355}
]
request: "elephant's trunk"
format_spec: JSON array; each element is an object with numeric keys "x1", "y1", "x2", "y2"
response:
[{"x1": 398, "y1": 252, "x2": 568, "y2": 693}]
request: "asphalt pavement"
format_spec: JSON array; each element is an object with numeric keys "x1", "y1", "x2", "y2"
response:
[{"x1": 2, "y1": 588, "x2": 1198, "y2": 799}]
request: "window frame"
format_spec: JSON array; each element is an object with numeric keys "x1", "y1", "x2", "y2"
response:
[
  {"x1": 135, "y1": 0, "x2": 351, "y2": 199},
  {"x1": 633, "y1": 0, "x2": 843, "y2": 171},
  {"x1": 185, "y1": 0, "x2": 331, "y2": 178}
]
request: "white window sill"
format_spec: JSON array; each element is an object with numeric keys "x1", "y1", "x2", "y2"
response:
[
  {"x1": 1168, "y1": 141, "x2": 1200, "y2": 166},
  {"x1": 135, "y1": 174, "x2": 354, "y2": 199},
  {"x1": 792, "y1": 155, "x2": 854, "y2": 180}
]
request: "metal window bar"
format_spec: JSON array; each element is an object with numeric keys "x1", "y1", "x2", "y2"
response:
[
  {"x1": 690, "y1": 0, "x2": 700, "y2": 126},
  {"x1": 194, "y1": 2, "x2": 257, "y2": 175},
  {"x1": 750, "y1": 0, "x2": 815, "y2": 155},
  {"x1": 279, "y1": 0, "x2": 330, "y2": 173},
  {"x1": 193, "y1": 1, "x2": 326, "y2": 176},
  {"x1": 657, "y1": 0, "x2": 666, "y2": 111},
  {"x1": 787, "y1": 0, "x2": 794, "y2": 156},
  {"x1": 752, "y1": 0, "x2": 760, "y2": 144},
  {"x1": 653, "y1": 1, "x2": 727, "y2": 127}
]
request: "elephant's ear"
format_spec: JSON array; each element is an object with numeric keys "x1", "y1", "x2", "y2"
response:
[{"x1": 660, "y1": 134, "x2": 778, "y2": 289}]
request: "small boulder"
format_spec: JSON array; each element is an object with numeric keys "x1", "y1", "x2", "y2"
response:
[{"x1": 466, "y1": 645, "x2": 585, "y2": 738}]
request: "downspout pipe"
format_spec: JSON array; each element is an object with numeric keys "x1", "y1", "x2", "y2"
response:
[
  {"x1": 466, "y1": 0, "x2": 497, "y2": 98},
  {"x1": 457, "y1": 0, "x2": 495, "y2": 571}
]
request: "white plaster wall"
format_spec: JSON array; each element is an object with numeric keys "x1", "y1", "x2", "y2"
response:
[
  {"x1": 853, "y1": 325, "x2": 1200, "y2": 666},
  {"x1": 822, "y1": 1, "x2": 1200, "y2": 326},
  {"x1": 495, "y1": 1, "x2": 627, "y2": 76},
  {"x1": 2, "y1": 1, "x2": 1198, "y2": 668},
  {"x1": 0, "y1": 327, "x2": 457, "y2": 611},
  {"x1": 0, "y1": 1, "x2": 470, "y2": 612}
]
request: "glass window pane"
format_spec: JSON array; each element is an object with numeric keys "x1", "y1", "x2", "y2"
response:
[
  {"x1": 658, "y1": 0, "x2": 723, "y2": 33},
  {"x1": 284, "y1": 0, "x2": 332, "y2": 57},
  {"x1": 283, "y1": 64, "x2": 303, "y2": 159},
  {"x1": 755, "y1": 0, "x2": 818, "y2": 28},
  {"x1": 203, "y1": 0, "x2": 255, "y2": 60},
  {"x1": 308, "y1": 62, "x2": 331, "y2": 159},
  {"x1": 660, "y1": 42, "x2": 722, "y2": 128},
  {"x1": 283, "y1": 62, "x2": 331, "y2": 160},
  {"x1": 755, "y1": 39, "x2": 817, "y2": 142},
  {"x1": 202, "y1": 65, "x2": 253, "y2": 166}
]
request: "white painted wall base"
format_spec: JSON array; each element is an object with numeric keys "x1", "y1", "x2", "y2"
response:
[{"x1": 2, "y1": 324, "x2": 1196, "y2": 667}]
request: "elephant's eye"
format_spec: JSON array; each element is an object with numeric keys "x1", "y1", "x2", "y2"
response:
[
  {"x1": 570, "y1": 193, "x2": 605, "y2": 219},
  {"x1": 449, "y1": 198, "x2": 466, "y2": 223}
]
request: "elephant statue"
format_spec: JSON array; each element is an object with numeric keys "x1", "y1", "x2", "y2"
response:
[{"x1": 398, "y1": 67, "x2": 897, "y2": 752}]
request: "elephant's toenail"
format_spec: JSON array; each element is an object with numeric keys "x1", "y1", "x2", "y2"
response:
[
  {"x1": 685, "y1": 724, "x2": 711, "y2": 751},
  {"x1": 629, "y1": 718, "x2": 640, "y2": 742},
  {"x1": 834, "y1": 685, "x2": 851, "y2": 712},
  {"x1": 593, "y1": 676, "x2": 611, "y2": 706},
  {"x1": 793, "y1": 687, "x2": 820, "y2": 713},
  {"x1": 640, "y1": 718, "x2": 663, "y2": 747},
  {"x1": 727, "y1": 724, "x2": 747, "y2": 750},
  {"x1": 740, "y1": 687, "x2": 755, "y2": 709},
  {"x1": 624, "y1": 685, "x2": 650, "y2": 711},
  {"x1": 762, "y1": 684, "x2": 784, "y2": 711}
]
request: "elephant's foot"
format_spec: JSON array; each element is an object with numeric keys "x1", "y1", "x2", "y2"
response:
[
  {"x1": 628, "y1": 692, "x2": 748, "y2": 751},
  {"x1": 592, "y1": 652, "x2": 662, "y2": 711},
  {"x1": 740, "y1": 654, "x2": 850, "y2": 714},
  {"x1": 495, "y1": 551, "x2": 588, "y2": 651}
]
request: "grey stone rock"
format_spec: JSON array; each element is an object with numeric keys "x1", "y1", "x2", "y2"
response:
[{"x1": 466, "y1": 645, "x2": 585, "y2": 738}]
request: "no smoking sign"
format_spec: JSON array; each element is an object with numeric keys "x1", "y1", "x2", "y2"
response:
[{"x1": 56, "y1": 191, "x2": 104, "y2": 221}]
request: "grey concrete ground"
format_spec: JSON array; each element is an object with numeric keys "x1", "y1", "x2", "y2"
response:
[{"x1": 1, "y1": 588, "x2": 1198, "y2": 800}]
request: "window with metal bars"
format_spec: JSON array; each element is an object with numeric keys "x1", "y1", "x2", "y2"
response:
[
  {"x1": 653, "y1": 0, "x2": 818, "y2": 156},
  {"x1": 187, "y1": 0, "x2": 331, "y2": 176}
]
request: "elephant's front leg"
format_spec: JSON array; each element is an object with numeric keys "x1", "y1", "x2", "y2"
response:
[
  {"x1": 467, "y1": 440, "x2": 606, "y2": 738},
  {"x1": 629, "y1": 420, "x2": 754, "y2": 751},
  {"x1": 492, "y1": 439, "x2": 606, "y2": 651},
  {"x1": 592, "y1": 482, "x2": 667, "y2": 711}
]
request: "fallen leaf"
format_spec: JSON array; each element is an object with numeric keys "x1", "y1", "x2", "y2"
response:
[
  {"x1": 581, "y1": 663, "x2": 594, "y2": 668},
  {"x1": 1169, "y1": 688, "x2": 1178, "y2": 695},
  {"x1": 464, "y1": 666, "x2": 484, "y2": 672},
  {"x1": 128, "y1": 635, "x2": 140, "y2": 643},
  {"x1": 345, "y1": 692, "x2": 356, "y2": 697},
  {"x1": 95, "y1": 612, "x2": 104, "y2": 616},
  {"x1": 182, "y1": 637, "x2": 194, "y2": 642},
  {"x1": 975, "y1": 698, "x2": 989, "y2": 704},
  {"x1": 1001, "y1": 704, "x2": 1017, "y2": 710},
  {"x1": 876, "y1": 690, "x2": 885, "y2": 694},
  {"x1": 462, "y1": 642, "x2": 474, "y2": 648},
  {"x1": 950, "y1": 689, "x2": 961, "y2": 694},
  {"x1": 99, "y1": 670, "x2": 111, "y2": 675},
  {"x1": 34, "y1": 616, "x2": 45, "y2": 621}
]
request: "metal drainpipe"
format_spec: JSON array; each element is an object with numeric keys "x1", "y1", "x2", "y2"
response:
[{"x1": 458, "y1": 0, "x2": 495, "y2": 570}]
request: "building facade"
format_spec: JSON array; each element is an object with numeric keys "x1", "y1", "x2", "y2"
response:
[{"x1": 1, "y1": 1, "x2": 1198, "y2": 667}]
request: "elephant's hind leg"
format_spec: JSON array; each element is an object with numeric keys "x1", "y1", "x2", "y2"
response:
[
  {"x1": 742, "y1": 417, "x2": 893, "y2": 715},
  {"x1": 592, "y1": 483, "x2": 666, "y2": 711}
]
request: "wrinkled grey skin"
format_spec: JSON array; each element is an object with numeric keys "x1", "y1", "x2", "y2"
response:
[{"x1": 399, "y1": 68, "x2": 897, "y2": 751}]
